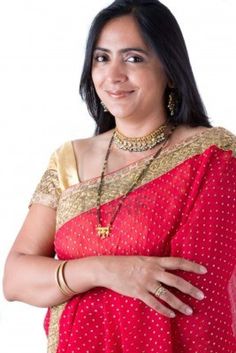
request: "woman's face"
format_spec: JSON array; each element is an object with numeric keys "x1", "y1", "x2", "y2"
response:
[{"x1": 92, "y1": 15, "x2": 169, "y2": 122}]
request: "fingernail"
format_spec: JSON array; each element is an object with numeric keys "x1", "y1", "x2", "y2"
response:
[
  {"x1": 200, "y1": 266, "x2": 207, "y2": 274},
  {"x1": 169, "y1": 311, "x2": 176, "y2": 318},
  {"x1": 196, "y1": 291, "x2": 205, "y2": 300},
  {"x1": 185, "y1": 307, "x2": 193, "y2": 315}
]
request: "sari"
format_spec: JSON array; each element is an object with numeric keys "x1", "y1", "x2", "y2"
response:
[{"x1": 30, "y1": 127, "x2": 236, "y2": 353}]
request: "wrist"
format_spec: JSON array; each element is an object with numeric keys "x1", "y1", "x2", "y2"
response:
[
  {"x1": 93, "y1": 255, "x2": 110, "y2": 288},
  {"x1": 63, "y1": 256, "x2": 103, "y2": 294}
]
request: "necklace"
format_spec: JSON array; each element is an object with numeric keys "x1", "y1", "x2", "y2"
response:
[
  {"x1": 96, "y1": 125, "x2": 175, "y2": 239},
  {"x1": 113, "y1": 123, "x2": 168, "y2": 152}
]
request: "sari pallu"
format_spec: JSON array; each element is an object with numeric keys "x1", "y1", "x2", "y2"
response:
[{"x1": 30, "y1": 127, "x2": 236, "y2": 353}]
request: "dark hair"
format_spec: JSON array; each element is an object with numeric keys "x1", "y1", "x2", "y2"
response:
[{"x1": 79, "y1": 0, "x2": 211, "y2": 135}]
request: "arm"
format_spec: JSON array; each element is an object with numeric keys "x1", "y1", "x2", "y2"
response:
[
  {"x1": 3, "y1": 203, "x2": 206, "y2": 317},
  {"x1": 3, "y1": 204, "x2": 100, "y2": 308}
]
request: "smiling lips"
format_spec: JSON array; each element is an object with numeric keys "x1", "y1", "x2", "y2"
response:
[{"x1": 106, "y1": 90, "x2": 135, "y2": 98}]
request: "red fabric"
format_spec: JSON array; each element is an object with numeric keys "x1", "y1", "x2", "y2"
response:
[
  {"x1": 44, "y1": 309, "x2": 50, "y2": 336},
  {"x1": 53, "y1": 146, "x2": 236, "y2": 352}
]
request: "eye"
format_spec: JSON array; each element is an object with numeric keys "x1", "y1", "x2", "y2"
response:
[
  {"x1": 94, "y1": 55, "x2": 108, "y2": 63},
  {"x1": 126, "y1": 56, "x2": 144, "y2": 63}
]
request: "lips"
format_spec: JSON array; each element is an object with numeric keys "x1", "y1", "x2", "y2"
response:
[{"x1": 106, "y1": 90, "x2": 135, "y2": 98}]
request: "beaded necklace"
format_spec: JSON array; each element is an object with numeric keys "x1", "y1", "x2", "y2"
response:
[{"x1": 96, "y1": 125, "x2": 175, "y2": 238}]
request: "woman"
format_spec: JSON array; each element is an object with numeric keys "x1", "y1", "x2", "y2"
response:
[{"x1": 3, "y1": 0, "x2": 236, "y2": 352}]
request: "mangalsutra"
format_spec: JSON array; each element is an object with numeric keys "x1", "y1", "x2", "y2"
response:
[{"x1": 96, "y1": 125, "x2": 175, "y2": 238}]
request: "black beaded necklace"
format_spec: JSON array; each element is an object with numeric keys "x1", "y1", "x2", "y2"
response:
[{"x1": 96, "y1": 126, "x2": 175, "y2": 239}]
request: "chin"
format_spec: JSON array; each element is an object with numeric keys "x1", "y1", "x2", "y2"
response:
[{"x1": 108, "y1": 108, "x2": 135, "y2": 120}]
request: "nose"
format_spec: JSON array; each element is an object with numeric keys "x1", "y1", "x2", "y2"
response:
[{"x1": 106, "y1": 61, "x2": 128, "y2": 84}]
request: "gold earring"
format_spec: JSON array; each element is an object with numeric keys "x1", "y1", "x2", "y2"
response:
[
  {"x1": 167, "y1": 90, "x2": 177, "y2": 117},
  {"x1": 101, "y1": 101, "x2": 108, "y2": 112}
]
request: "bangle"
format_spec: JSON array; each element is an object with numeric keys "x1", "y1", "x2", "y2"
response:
[{"x1": 55, "y1": 261, "x2": 77, "y2": 297}]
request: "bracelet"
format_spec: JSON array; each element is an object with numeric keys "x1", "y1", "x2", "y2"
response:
[{"x1": 55, "y1": 261, "x2": 77, "y2": 297}]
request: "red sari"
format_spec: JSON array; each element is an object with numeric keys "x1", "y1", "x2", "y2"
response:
[{"x1": 30, "y1": 127, "x2": 236, "y2": 353}]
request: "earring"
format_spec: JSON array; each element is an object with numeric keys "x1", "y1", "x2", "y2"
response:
[
  {"x1": 167, "y1": 90, "x2": 177, "y2": 117},
  {"x1": 101, "y1": 101, "x2": 108, "y2": 112}
]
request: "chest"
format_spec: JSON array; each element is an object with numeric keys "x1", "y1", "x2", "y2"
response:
[
  {"x1": 55, "y1": 159, "x2": 196, "y2": 260},
  {"x1": 77, "y1": 146, "x2": 156, "y2": 183}
]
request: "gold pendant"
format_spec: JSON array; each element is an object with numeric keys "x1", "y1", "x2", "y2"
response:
[{"x1": 97, "y1": 226, "x2": 110, "y2": 239}]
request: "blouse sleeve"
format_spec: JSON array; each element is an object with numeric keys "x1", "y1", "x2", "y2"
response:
[{"x1": 29, "y1": 150, "x2": 61, "y2": 209}]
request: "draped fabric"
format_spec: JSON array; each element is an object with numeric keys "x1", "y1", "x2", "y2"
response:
[{"x1": 30, "y1": 127, "x2": 236, "y2": 353}]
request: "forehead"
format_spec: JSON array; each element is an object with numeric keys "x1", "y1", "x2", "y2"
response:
[{"x1": 95, "y1": 15, "x2": 149, "y2": 50}]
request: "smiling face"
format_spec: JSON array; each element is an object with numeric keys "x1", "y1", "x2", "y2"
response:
[{"x1": 91, "y1": 15, "x2": 169, "y2": 125}]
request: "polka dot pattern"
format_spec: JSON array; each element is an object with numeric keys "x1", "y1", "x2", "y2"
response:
[{"x1": 50, "y1": 146, "x2": 236, "y2": 352}]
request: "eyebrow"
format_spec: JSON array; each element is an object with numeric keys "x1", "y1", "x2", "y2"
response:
[{"x1": 94, "y1": 47, "x2": 149, "y2": 55}]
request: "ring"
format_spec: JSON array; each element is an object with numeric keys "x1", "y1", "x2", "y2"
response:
[{"x1": 153, "y1": 284, "x2": 167, "y2": 297}]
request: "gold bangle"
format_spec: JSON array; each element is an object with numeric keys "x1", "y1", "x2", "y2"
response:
[
  {"x1": 55, "y1": 261, "x2": 77, "y2": 297},
  {"x1": 55, "y1": 261, "x2": 68, "y2": 296},
  {"x1": 60, "y1": 261, "x2": 77, "y2": 296}
]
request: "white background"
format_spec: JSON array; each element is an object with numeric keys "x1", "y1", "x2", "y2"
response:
[{"x1": 0, "y1": 1, "x2": 235, "y2": 352}]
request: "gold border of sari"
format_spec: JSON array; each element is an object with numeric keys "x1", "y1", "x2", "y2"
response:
[
  {"x1": 47, "y1": 303, "x2": 66, "y2": 353},
  {"x1": 56, "y1": 127, "x2": 236, "y2": 230}
]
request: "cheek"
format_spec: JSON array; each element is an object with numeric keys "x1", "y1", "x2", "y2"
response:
[
  {"x1": 91, "y1": 69, "x2": 101, "y2": 90},
  {"x1": 91, "y1": 71, "x2": 106, "y2": 101},
  {"x1": 147, "y1": 72, "x2": 168, "y2": 94}
]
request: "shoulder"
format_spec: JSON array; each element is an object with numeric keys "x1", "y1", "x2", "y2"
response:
[
  {"x1": 48, "y1": 141, "x2": 74, "y2": 167},
  {"x1": 48, "y1": 131, "x2": 114, "y2": 186},
  {"x1": 72, "y1": 129, "x2": 114, "y2": 158},
  {"x1": 47, "y1": 140, "x2": 80, "y2": 189},
  {"x1": 170, "y1": 125, "x2": 236, "y2": 156},
  {"x1": 199, "y1": 126, "x2": 236, "y2": 155},
  {"x1": 73, "y1": 129, "x2": 114, "y2": 148}
]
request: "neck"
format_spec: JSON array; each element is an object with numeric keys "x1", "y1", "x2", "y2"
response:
[{"x1": 114, "y1": 115, "x2": 167, "y2": 138}]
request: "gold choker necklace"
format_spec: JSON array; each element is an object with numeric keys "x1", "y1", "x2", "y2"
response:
[{"x1": 113, "y1": 123, "x2": 168, "y2": 152}]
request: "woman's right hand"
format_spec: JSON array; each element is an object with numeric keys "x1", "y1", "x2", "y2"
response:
[{"x1": 97, "y1": 255, "x2": 207, "y2": 318}]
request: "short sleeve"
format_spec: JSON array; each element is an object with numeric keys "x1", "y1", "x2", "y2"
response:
[{"x1": 29, "y1": 151, "x2": 61, "y2": 209}]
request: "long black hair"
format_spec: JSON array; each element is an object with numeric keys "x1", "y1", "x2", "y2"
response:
[{"x1": 79, "y1": 0, "x2": 211, "y2": 135}]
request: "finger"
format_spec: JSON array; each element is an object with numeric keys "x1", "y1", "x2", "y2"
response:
[
  {"x1": 140, "y1": 291, "x2": 176, "y2": 318},
  {"x1": 156, "y1": 257, "x2": 207, "y2": 274},
  {"x1": 152, "y1": 287, "x2": 194, "y2": 316},
  {"x1": 157, "y1": 271, "x2": 205, "y2": 300}
]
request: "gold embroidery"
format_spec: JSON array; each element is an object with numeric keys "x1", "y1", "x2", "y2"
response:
[
  {"x1": 30, "y1": 169, "x2": 60, "y2": 209},
  {"x1": 47, "y1": 303, "x2": 66, "y2": 353},
  {"x1": 29, "y1": 141, "x2": 79, "y2": 209},
  {"x1": 56, "y1": 127, "x2": 236, "y2": 230}
]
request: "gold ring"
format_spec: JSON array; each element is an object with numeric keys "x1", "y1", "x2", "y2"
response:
[{"x1": 153, "y1": 284, "x2": 167, "y2": 297}]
